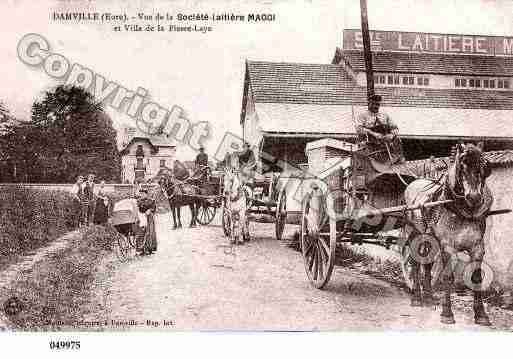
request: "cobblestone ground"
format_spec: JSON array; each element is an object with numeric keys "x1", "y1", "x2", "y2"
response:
[{"x1": 85, "y1": 211, "x2": 510, "y2": 331}]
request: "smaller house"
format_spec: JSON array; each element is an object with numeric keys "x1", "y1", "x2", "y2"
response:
[{"x1": 119, "y1": 127, "x2": 176, "y2": 183}]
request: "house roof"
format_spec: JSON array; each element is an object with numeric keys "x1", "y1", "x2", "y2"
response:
[
  {"x1": 119, "y1": 134, "x2": 175, "y2": 155},
  {"x1": 245, "y1": 60, "x2": 513, "y2": 110},
  {"x1": 255, "y1": 103, "x2": 513, "y2": 140},
  {"x1": 337, "y1": 48, "x2": 513, "y2": 76}
]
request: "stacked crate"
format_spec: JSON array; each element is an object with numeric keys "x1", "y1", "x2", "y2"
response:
[{"x1": 305, "y1": 139, "x2": 354, "y2": 216}]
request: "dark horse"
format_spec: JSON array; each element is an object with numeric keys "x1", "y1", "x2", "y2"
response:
[
  {"x1": 159, "y1": 160, "x2": 203, "y2": 228},
  {"x1": 404, "y1": 143, "x2": 493, "y2": 325}
]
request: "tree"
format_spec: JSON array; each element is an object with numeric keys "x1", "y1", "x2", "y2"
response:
[
  {"x1": 0, "y1": 102, "x2": 36, "y2": 182},
  {"x1": 30, "y1": 85, "x2": 121, "y2": 182}
]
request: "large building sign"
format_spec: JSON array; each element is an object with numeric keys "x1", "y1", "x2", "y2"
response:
[{"x1": 343, "y1": 29, "x2": 513, "y2": 56}]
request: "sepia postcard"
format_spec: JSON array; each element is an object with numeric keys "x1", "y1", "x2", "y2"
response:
[{"x1": 1, "y1": 0, "x2": 513, "y2": 355}]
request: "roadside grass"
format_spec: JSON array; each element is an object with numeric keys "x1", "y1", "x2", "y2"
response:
[
  {"x1": 0, "y1": 187, "x2": 79, "y2": 271},
  {"x1": 5, "y1": 224, "x2": 118, "y2": 330},
  {"x1": 289, "y1": 230, "x2": 407, "y2": 289}
]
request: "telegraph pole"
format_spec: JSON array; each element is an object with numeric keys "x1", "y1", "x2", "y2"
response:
[{"x1": 360, "y1": 0, "x2": 374, "y2": 106}]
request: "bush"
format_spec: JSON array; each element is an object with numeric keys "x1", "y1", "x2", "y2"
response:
[{"x1": 0, "y1": 186, "x2": 79, "y2": 268}]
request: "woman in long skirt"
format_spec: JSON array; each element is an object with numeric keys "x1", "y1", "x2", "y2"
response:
[
  {"x1": 136, "y1": 188, "x2": 157, "y2": 255},
  {"x1": 94, "y1": 181, "x2": 109, "y2": 225}
]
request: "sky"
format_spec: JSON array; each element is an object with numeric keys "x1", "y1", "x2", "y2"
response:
[{"x1": 1, "y1": 0, "x2": 513, "y2": 159}]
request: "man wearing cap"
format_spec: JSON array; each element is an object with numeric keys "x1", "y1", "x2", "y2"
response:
[
  {"x1": 356, "y1": 94, "x2": 404, "y2": 164},
  {"x1": 194, "y1": 146, "x2": 209, "y2": 181}
]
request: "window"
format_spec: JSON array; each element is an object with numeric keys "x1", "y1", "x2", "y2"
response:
[
  {"x1": 504, "y1": 80, "x2": 510, "y2": 89},
  {"x1": 498, "y1": 80, "x2": 504, "y2": 88},
  {"x1": 402, "y1": 76, "x2": 408, "y2": 85},
  {"x1": 380, "y1": 75, "x2": 386, "y2": 84},
  {"x1": 423, "y1": 78, "x2": 429, "y2": 86},
  {"x1": 388, "y1": 75, "x2": 393, "y2": 85},
  {"x1": 374, "y1": 75, "x2": 379, "y2": 84},
  {"x1": 455, "y1": 78, "x2": 460, "y2": 87},
  {"x1": 475, "y1": 79, "x2": 481, "y2": 88},
  {"x1": 408, "y1": 76, "x2": 414, "y2": 85},
  {"x1": 461, "y1": 78, "x2": 467, "y2": 87},
  {"x1": 394, "y1": 76, "x2": 399, "y2": 85},
  {"x1": 484, "y1": 79, "x2": 489, "y2": 88},
  {"x1": 417, "y1": 77, "x2": 423, "y2": 86},
  {"x1": 469, "y1": 79, "x2": 475, "y2": 87},
  {"x1": 490, "y1": 79, "x2": 495, "y2": 88},
  {"x1": 160, "y1": 159, "x2": 166, "y2": 167}
]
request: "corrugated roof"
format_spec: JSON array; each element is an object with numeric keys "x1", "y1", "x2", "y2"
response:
[
  {"x1": 339, "y1": 49, "x2": 513, "y2": 76},
  {"x1": 255, "y1": 103, "x2": 513, "y2": 139},
  {"x1": 246, "y1": 60, "x2": 513, "y2": 110}
]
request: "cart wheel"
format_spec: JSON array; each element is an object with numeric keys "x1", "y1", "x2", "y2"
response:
[
  {"x1": 115, "y1": 233, "x2": 130, "y2": 262},
  {"x1": 300, "y1": 192, "x2": 337, "y2": 289},
  {"x1": 275, "y1": 187, "x2": 287, "y2": 240},
  {"x1": 400, "y1": 234, "x2": 443, "y2": 291},
  {"x1": 222, "y1": 202, "x2": 231, "y2": 237},
  {"x1": 127, "y1": 228, "x2": 136, "y2": 249},
  {"x1": 196, "y1": 201, "x2": 217, "y2": 225}
]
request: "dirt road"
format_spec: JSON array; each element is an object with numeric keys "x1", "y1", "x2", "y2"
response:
[{"x1": 85, "y1": 212, "x2": 511, "y2": 331}]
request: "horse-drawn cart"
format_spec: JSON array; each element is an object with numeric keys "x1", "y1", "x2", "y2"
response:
[
  {"x1": 298, "y1": 145, "x2": 510, "y2": 296},
  {"x1": 220, "y1": 169, "x2": 284, "y2": 241}
]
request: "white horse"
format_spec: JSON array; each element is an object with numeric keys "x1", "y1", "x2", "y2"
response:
[{"x1": 223, "y1": 168, "x2": 250, "y2": 244}]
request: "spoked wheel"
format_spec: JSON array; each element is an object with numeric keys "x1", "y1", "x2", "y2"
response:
[
  {"x1": 275, "y1": 188, "x2": 287, "y2": 240},
  {"x1": 127, "y1": 228, "x2": 136, "y2": 249},
  {"x1": 115, "y1": 233, "x2": 131, "y2": 262},
  {"x1": 196, "y1": 201, "x2": 217, "y2": 225},
  {"x1": 222, "y1": 201, "x2": 231, "y2": 237},
  {"x1": 300, "y1": 192, "x2": 337, "y2": 289}
]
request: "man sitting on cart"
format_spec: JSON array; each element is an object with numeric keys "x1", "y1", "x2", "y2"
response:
[
  {"x1": 194, "y1": 145, "x2": 210, "y2": 182},
  {"x1": 356, "y1": 94, "x2": 405, "y2": 164}
]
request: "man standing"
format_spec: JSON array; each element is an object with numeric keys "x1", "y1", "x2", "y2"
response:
[
  {"x1": 238, "y1": 142, "x2": 256, "y2": 184},
  {"x1": 356, "y1": 94, "x2": 404, "y2": 164},
  {"x1": 72, "y1": 175, "x2": 85, "y2": 227},
  {"x1": 83, "y1": 173, "x2": 96, "y2": 225}
]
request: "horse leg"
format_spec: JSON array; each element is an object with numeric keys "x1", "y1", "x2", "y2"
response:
[
  {"x1": 177, "y1": 206, "x2": 182, "y2": 228},
  {"x1": 189, "y1": 203, "x2": 196, "y2": 227},
  {"x1": 422, "y1": 262, "x2": 438, "y2": 306},
  {"x1": 471, "y1": 244, "x2": 491, "y2": 326},
  {"x1": 410, "y1": 259, "x2": 423, "y2": 307},
  {"x1": 242, "y1": 206, "x2": 250, "y2": 242},
  {"x1": 440, "y1": 249, "x2": 456, "y2": 324},
  {"x1": 170, "y1": 204, "x2": 177, "y2": 229}
]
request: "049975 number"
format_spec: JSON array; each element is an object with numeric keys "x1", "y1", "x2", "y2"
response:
[{"x1": 49, "y1": 341, "x2": 80, "y2": 350}]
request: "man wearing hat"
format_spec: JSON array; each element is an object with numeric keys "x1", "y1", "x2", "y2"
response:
[
  {"x1": 356, "y1": 94, "x2": 404, "y2": 164},
  {"x1": 194, "y1": 145, "x2": 209, "y2": 181}
]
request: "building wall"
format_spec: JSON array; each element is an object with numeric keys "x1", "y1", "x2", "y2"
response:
[
  {"x1": 483, "y1": 165, "x2": 513, "y2": 290},
  {"x1": 121, "y1": 141, "x2": 176, "y2": 183}
]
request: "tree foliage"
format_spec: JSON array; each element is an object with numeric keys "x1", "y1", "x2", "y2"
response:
[{"x1": 0, "y1": 86, "x2": 121, "y2": 183}]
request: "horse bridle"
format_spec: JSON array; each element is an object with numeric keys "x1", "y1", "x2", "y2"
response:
[{"x1": 443, "y1": 148, "x2": 490, "y2": 218}]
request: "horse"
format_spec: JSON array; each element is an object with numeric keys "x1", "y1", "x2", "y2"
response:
[
  {"x1": 223, "y1": 166, "x2": 250, "y2": 244},
  {"x1": 159, "y1": 160, "x2": 203, "y2": 228},
  {"x1": 404, "y1": 143, "x2": 493, "y2": 325}
]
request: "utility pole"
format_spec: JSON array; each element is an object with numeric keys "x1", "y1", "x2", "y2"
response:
[{"x1": 360, "y1": 0, "x2": 374, "y2": 107}]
